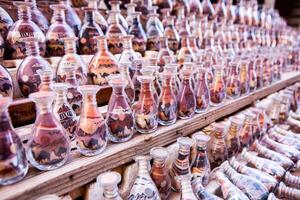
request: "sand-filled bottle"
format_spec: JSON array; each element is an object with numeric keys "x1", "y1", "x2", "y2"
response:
[
  {"x1": 191, "y1": 175, "x2": 221, "y2": 200},
  {"x1": 284, "y1": 171, "x2": 300, "y2": 189},
  {"x1": 276, "y1": 182, "x2": 300, "y2": 200},
  {"x1": 0, "y1": 97, "x2": 28, "y2": 185},
  {"x1": 177, "y1": 36, "x2": 196, "y2": 68},
  {"x1": 239, "y1": 112, "x2": 255, "y2": 148},
  {"x1": 210, "y1": 65, "x2": 226, "y2": 106},
  {"x1": 0, "y1": 6, "x2": 13, "y2": 38},
  {"x1": 119, "y1": 62, "x2": 135, "y2": 105},
  {"x1": 28, "y1": 91, "x2": 70, "y2": 170},
  {"x1": 25, "y1": 0, "x2": 49, "y2": 33},
  {"x1": 226, "y1": 116, "x2": 242, "y2": 158},
  {"x1": 269, "y1": 129, "x2": 300, "y2": 151},
  {"x1": 87, "y1": 0, "x2": 108, "y2": 34},
  {"x1": 146, "y1": 13, "x2": 163, "y2": 52},
  {"x1": 164, "y1": 16, "x2": 179, "y2": 53},
  {"x1": 195, "y1": 68, "x2": 210, "y2": 113},
  {"x1": 0, "y1": 65, "x2": 13, "y2": 98},
  {"x1": 98, "y1": 171, "x2": 122, "y2": 200},
  {"x1": 157, "y1": 37, "x2": 174, "y2": 71},
  {"x1": 226, "y1": 59, "x2": 241, "y2": 99},
  {"x1": 76, "y1": 85, "x2": 108, "y2": 156},
  {"x1": 59, "y1": 0, "x2": 81, "y2": 36},
  {"x1": 108, "y1": 1, "x2": 128, "y2": 31}
]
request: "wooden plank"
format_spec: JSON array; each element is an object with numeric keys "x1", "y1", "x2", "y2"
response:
[{"x1": 0, "y1": 72, "x2": 300, "y2": 200}]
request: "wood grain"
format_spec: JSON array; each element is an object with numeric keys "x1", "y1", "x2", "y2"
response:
[{"x1": 0, "y1": 72, "x2": 300, "y2": 200}]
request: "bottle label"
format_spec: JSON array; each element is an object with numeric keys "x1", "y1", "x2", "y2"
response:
[{"x1": 56, "y1": 104, "x2": 78, "y2": 138}]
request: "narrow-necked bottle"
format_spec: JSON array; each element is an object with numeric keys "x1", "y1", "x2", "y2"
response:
[
  {"x1": 221, "y1": 161, "x2": 269, "y2": 200},
  {"x1": 129, "y1": 156, "x2": 161, "y2": 200},
  {"x1": 191, "y1": 133, "x2": 211, "y2": 186},
  {"x1": 229, "y1": 157, "x2": 277, "y2": 191},
  {"x1": 226, "y1": 116, "x2": 242, "y2": 158},
  {"x1": 170, "y1": 137, "x2": 193, "y2": 191},
  {"x1": 52, "y1": 83, "x2": 78, "y2": 141},
  {"x1": 106, "y1": 11, "x2": 127, "y2": 55},
  {"x1": 146, "y1": 13, "x2": 163, "y2": 52},
  {"x1": 88, "y1": 0, "x2": 108, "y2": 34},
  {"x1": 284, "y1": 171, "x2": 300, "y2": 189},
  {"x1": 0, "y1": 6, "x2": 13, "y2": 38},
  {"x1": 0, "y1": 97, "x2": 28, "y2": 185},
  {"x1": 106, "y1": 74, "x2": 134, "y2": 143},
  {"x1": 239, "y1": 112, "x2": 255, "y2": 148},
  {"x1": 157, "y1": 37, "x2": 174, "y2": 71},
  {"x1": 158, "y1": 72, "x2": 177, "y2": 126},
  {"x1": 239, "y1": 56, "x2": 250, "y2": 95},
  {"x1": 28, "y1": 91, "x2": 70, "y2": 170},
  {"x1": 59, "y1": 0, "x2": 81, "y2": 36},
  {"x1": 191, "y1": 175, "x2": 221, "y2": 200},
  {"x1": 0, "y1": 65, "x2": 13, "y2": 98},
  {"x1": 108, "y1": 1, "x2": 128, "y2": 31},
  {"x1": 177, "y1": 174, "x2": 198, "y2": 200},
  {"x1": 164, "y1": 16, "x2": 179, "y2": 53},
  {"x1": 210, "y1": 65, "x2": 226, "y2": 106},
  {"x1": 150, "y1": 147, "x2": 171, "y2": 200},
  {"x1": 119, "y1": 62, "x2": 135, "y2": 105},
  {"x1": 46, "y1": 4, "x2": 75, "y2": 57},
  {"x1": 269, "y1": 129, "x2": 300, "y2": 151},
  {"x1": 132, "y1": 75, "x2": 158, "y2": 134},
  {"x1": 177, "y1": 68, "x2": 196, "y2": 119},
  {"x1": 79, "y1": 7, "x2": 104, "y2": 55},
  {"x1": 6, "y1": 2, "x2": 45, "y2": 59},
  {"x1": 125, "y1": 3, "x2": 136, "y2": 30},
  {"x1": 132, "y1": 59, "x2": 143, "y2": 101},
  {"x1": 226, "y1": 59, "x2": 241, "y2": 99},
  {"x1": 76, "y1": 85, "x2": 108, "y2": 156},
  {"x1": 276, "y1": 182, "x2": 300, "y2": 200},
  {"x1": 25, "y1": 0, "x2": 49, "y2": 33},
  {"x1": 56, "y1": 37, "x2": 88, "y2": 85},
  {"x1": 195, "y1": 68, "x2": 210, "y2": 113},
  {"x1": 177, "y1": 36, "x2": 196, "y2": 68},
  {"x1": 38, "y1": 69, "x2": 54, "y2": 92},
  {"x1": 89, "y1": 36, "x2": 119, "y2": 86},
  {"x1": 164, "y1": 63, "x2": 180, "y2": 95},
  {"x1": 98, "y1": 171, "x2": 122, "y2": 200},
  {"x1": 17, "y1": 37, "x2": 51, "y2": 97}
]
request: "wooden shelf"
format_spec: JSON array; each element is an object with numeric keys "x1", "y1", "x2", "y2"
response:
[{"x1": 1, "y1": 72, "x2": 300, "y2": 200}]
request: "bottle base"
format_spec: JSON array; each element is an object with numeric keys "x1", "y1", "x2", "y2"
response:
[
  {"x1": 0, "y1": 165, "x2": 28, "y2": 185},
  {"x1": 158, "y1": 119, "x2": 176, "y2": 126},
  {"x1": 77, "y1": 144, "x2": 107, "y2": 157},
  {"x1": 108, "y1": 134, "x2": 133, "y2": 143},
  {"x1": 195, "y1": 108, "x2": 209, "y2": 114},
  {"x1": 178, "y1": 114, "x2": 195, "y2": 120},
  {"x1": 136, "y1": 127, "x2": 158, "y2": 134},
  {"x1": 209, "y1": 101, "x2": 224, "y2": 107}
]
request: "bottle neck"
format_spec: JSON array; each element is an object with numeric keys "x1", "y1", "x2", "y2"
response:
[
  {"x1": 88, "y1": 1, "x2": 98, "y2": 9},
  {"x1": 138, "y1": 159, "x2": 149, "y2": 174},
  {"x1": 55, "y1": 91, "x2": 68, "y2": 104},
  {"x1": 111, "y1": 4, "x2": 120, "y2": 12},
  {"x1": 40, "y1": 73, "x2": 53, "y2": 90},
  {"x1": 53, "y1": 9, "x2": 66, "y2": 23},
  {"x1": 112, "y1": 85, "x2": 126, "y2": 96},
  {"x1": 181, "y1": 179, "x2": 194, "y2": 196},
  {"x1": 25, "y1": 41, "x2": 40, "y2": 56},
  {"x1": 66, "y1": 71, "x2": 77, "y2": 85},
  {"x1": 18, "y1": 6, "x2": 31, "y2": 21},
  {"x1": 85, "y1": 10, "x2": 96, "y2": 24},
  {"x1": 153, "y1": 157, "x2": 166, "y2": 169},
  {"x1": 110, "y1": 12, "x2": 120, "y2": 25},
  {"x1": 132, "y1": 15, "x2": 141, "y2": 26},
  {"x1": 140, "y1": 82, "x2": 152, "y2": 95},
  {"x1": 64, "y1": 40, "x2": 77, "y2": 54},
  {"x1": 181, "y1": 37, "x2": 190, "y2": 48},
  {"x1": 103, "y1": 186, "x2": 120, "y2": 199},
  {"x1": 123, "y1": 38, "x2": 133, "y2": 50},
  {"x1": 83, "y1": 93, "x2": 97, "y2": 106},
  {"x1": 160, "y1": 38, "x2": 168, "y2": 49},
  {"x1": 97, "y1": 38, "x2": 107, "y2": 51},
  {"x1": 0, "y1": 108, "x2": 13, "y2": 132},
  {"x1": 36, "y1": 102, "x2": 52, "y2": 115}
]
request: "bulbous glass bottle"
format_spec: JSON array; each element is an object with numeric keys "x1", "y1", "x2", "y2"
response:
[
  {"x1": 239, "y1": 112, "x2": 255, "y2": 148},
  {"x1": 226, "y1": 59, "x2": 241, "y2": 99},
  {"x1": 56, "y1": 37, "x2": 88, "y2": 85},
  {"x1": 98, "y1": 171, "x2": 123, "y2": 200},
  {"x1": 177, "y1": 68, "x2": 196, "y2": 119},
  {"x1": 158, "y1": 72, "x2": 177, "y2": 126},
  {"x1": 157, "y1": 37, "x2": 174, "y2": 71},
  {"x1": 38, "y1": 69, "x2": 53, "y2": 92},
  {"x1": 76, "y1": 85, "x2": 108, "y2": 156},
  {"x1": 89, "y1": 36, "x2": 119, "y2": 86},
  {"x1": 226, "y1": 116, "x2": 242, "y2": 158},
  {"x1": 106, "y1": 75, "x2": 134, "y2": 143},
  {"x1": 210, "y1": 65, "x2": 226, "y2": 106},
  {"x1": 87, "y1": 0, "x2": 108, "y2": 34},
  {"x1": 239, "y1": 57, "x2": 250, "y2": 95},
  {"x1": 195, "y1": 68, "x2": 210, "y2": 113},
  {"x1": 119, "y1": 62, "x2": 135, "y2": 105},
  {"x1": 132, "y1": 75, "x2": 158, "y2": 133},
  {"x1": 106, "y1": 11, "x2": 127, "y2": 55},
  {"x1": 172, "y1": 0, "x2": 190, "y2": 16},
  {"x1": 202, "y1": 0, "x2": 215, "y2": 21},
  {"x1": 0, "y1": 97, "x2": 28, "y2": 185},
  {"x1": 59, "y1": 0, "x2": 81, "y2": 36},
  {"x1": 25, "y1": 0, "x2": 49, "y2": 33},
  {"x1": 208, "y1": 123, "x2": 228, "y2": 169},
  {"x1": 140, "y1": 66, "x2": 161, "y2": 103},
  {"x1": 163, "y1": 16, "x2": 179, "y2": 53},
  {"x1": 129, "y1": 156, "x2": 161, "y2": 200},
  {"x1": 146, "y1": 13, "x2": 163, "y2": 52},
  {"x1": 5, "y1": 2, "x2": 45, "y2": 60},
  {"x1": 28, "y1": 91, "x2": 70, "y2": 170},
  {"x1": 46, "y1": 4, "x2": 75, "y2": 57},
  {"x1": 150, "y1": 147, "x2": 171, "y2": 200},
  {"x1": 170, "y1": 137, "x2": 193, "y2": 191},
  {"x1": 128, "y1": 12, "x2": 147, "y2": 56},
  {"x1": 191, "y1": 133, "x2": 211, "y2": 186},
  {"x1": 0, "y1": 65, "x2": 13, "y2": 98},
  {"x1": 221, "y1": 161, "x2": 269, "y2": 200},
  {"x1": 79, "y1": 7, "x2": 104, "y2": 55},
  {"x1": 0, "y1": 6, "x2": 13, "y2": 38},
  {"x1": 132, "y1": 59, "x2": 143, "y2": 101},
  {"x1": 17, "y1": 37, "x2": 51, "y2": 97},
  {"x1": 163, "y1": 63, "x2": 180, "y2": 95},
  {"x1": 125, "y1": 3, "x2": 136, "y2": 30},
  {"x1": 52, "y1": 83, "x2": 78, "y2": 141},
  {"x1": 108, "y1": 1, "x2": 128, "y2": 31},
  {"x1": 177, "y1": 37, "x2": 196, "y2": 68}
]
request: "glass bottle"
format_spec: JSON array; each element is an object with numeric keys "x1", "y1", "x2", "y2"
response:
[
  {"x1": 214, "y1": 170, "x2": 250, "y2": 200},
  {"x1": 119, "y1": 62, "x2": 135, "y2": 105},
  {"x1": 56, "y1": 37, "x2": 88, "y2": 85},
  {"x1": 59, "y1": 0, "x2": 81, "y2": 36},
  {"x1": 177, "y1": 175, "x2": 198, "y2": 200},
  {"x1": 239, "y1": 57, "x2": 250, "y2": 95},
  {"x1": 5, "y1": 1, "x2": 45, "y2": 60},
  {"x1": 132, "y1": 59, "x2": 143, "y2": 101},
  {"x1": 17, "y1": 37, "x2": 51, "y2": 98},
  {"x1": 132, "y1": 75, "x2": 158, "y2": 133},
  {"x1": 119, "y1": 35, "x2": 139, "y2": 78},
  {"x1": 177, "y1": 68, "x2": 196, "y2": 119},
  {"x1": 177, "y1": 36, "x2": 196, "y2": 68},
  {"x1": 98, "y1": 171, "x2": 122, "y2": 200},
  {"x1": 208, "y1": 123, "x2": 228, "y2": 169},
  {"x1": 229, "y1": 157, "x2": 278, "y2": 191},
  {"x1": 52, "y1": 83, "x2": 78, "y2": 141},
  {"x1": 128, "y1": 12, "x2": 147, "y2": 56},
  {"x1": 28, "y1": 91, "x2": 70, "y2": 170},
  {"x1": 284, "y1": 171, "x2": 300, "y2": 189},
  {"x1": 221, "y1": 161, "x2": 269, "y2": 200},
  {"x1": 158, "y1": 72, "x2": 177, "y2": 126},
  {"x1": 63, "y1": 65, "x2": 83, "y2": 116},
  {"x1": 150, "y1": 147, "x2": 171, "y2": 200},
  {"x1": 277, "y1": 182, "x2": 300, "y2": 199},
  {"x1": 210, "y1": 65, "x2": 226, "y2": 106},
  {"x1": 269, "y1": 129, "x2": 300, "y2": 151},
  {"x1": 248, "y1": 57, "x2": 257, "y2": 92},
  {"x1": 274, "y1": 125, "x2": 300, "y2": 142},
  {"x1": 147, "y1": 6, "x2": 164, "y2": 33},
  {"x1": 170, "y1": 137, "x2": 193, "y2": 191},
  {"x1": 76, "y1": 85, "x2": 108, "y2": 156},
  {"x1": 172, "y1": 0, "x2": 190, "y2": 16},
  {"x1": 46, "y1": 4, "x2": 75, "y2": 57},
  {"x1": 189, "y1": 36, "x2": 199, "y2": 56},
  {"x1": 146, "y1": 13, "x2": 163, "y2": 52},
  {"x1": 106, "y1": 75, "x2": 134, "y2": 143},
  {"x1": 195, "y1": 68, "x2": 210, "y2": 113},
  {"x1": 108, "y1": 1, "x2": 128, "y2": 31},
  {"x1": 191, "y1": 175, "x2": 220, "y2": 200},
  {"x1": 164, "y1": 63, "x2": 180, "y2": 95},
  {"x1": 79, "y1": 7, "x2": 104, "y2": 55},
  {"x1": 129, "y1": 156, "x2": 161, "y2": 200},
  {"x1": 89, "y1": 36, "x2": 119, "y2": 86},
  {"x1": 202, "y1": 0, "x2": 215, "y2": 20},
  {"x1": 25, "y1": 0, "x2": 49, "y2": 33},
  {"x1": 0, "y1": 6, "x2": 13, "y2": 38},
  {"x1": 0, "y1": 65, "x2": 13, "y2": 98},
  {"x1": 239, "y1": 112, "x2": 255, "y2": 148},
  {"x1": 125, "y1": 3, "x2": 136, "y2": 30},
  {"x1": 38, "y1": 69, "x2": 53, "y2": 92},
  {"x1": 226, "y1": 60, "x2": 241, "y2": 99},
  {"x1": 106, "y1": 11, "x2": 127, "y2": 55},
  {"x1": 157, "y1": 37, "x2": 174, "y2": 71},
  {"x1": 0, "y1": 97, "x2": 28, "y2": 185},
  {"x1": 164, "y1": 16, "x2": 179, "y2": 53},
  {"x1": 191, "y1": 133, "x2": 211, "y2": 186},
  {"x1": 241, "y1": 149, "x2": 285, "y2": 180},
  {"x1": 140, "y1": 66, "x2": 161, "y2": 103},
  {"x1": 88, "y1": 0, "x2": 108, "y2": 34},
  {"x1": 262, "y1": 135, "x2": 300, "y2": 163},
  {"x1": 226, "y1": 116, "x2": 242, "y2": 158}
]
